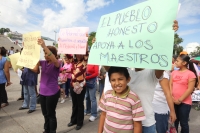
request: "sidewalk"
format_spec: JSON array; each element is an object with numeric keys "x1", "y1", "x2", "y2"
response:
[
  {"x1": 0, "y1": 70, "x2": 99, "y2": 133},
  {"x1": 0, "y1": 70, "x2": 200, "y2": 133}
]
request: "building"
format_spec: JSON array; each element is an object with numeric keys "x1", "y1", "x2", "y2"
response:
[{"x1": 184, "y1": 42, "x2": 200, "y2": 54}]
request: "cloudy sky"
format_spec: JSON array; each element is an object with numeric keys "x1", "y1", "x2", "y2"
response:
[{"x1": 0, "y1": 0, "x2": 199, "y2": 48}]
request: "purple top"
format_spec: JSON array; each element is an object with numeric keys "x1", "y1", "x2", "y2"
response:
[{"x1": 40, "y1": 60, "x2": 60, "y2": 96}]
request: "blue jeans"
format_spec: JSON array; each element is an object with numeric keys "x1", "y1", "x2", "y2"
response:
[
  {"x1": 22, "y1": 85, "x2": 37, "y2": 110},
  {"x1": 142, "y1": 124, "x2": 156, "y2": 133},
  {"x1": 65, "y1": 78, "x2": 71, "y2": 96},
  {"x1": 85, "y1": 85, "x2": 97, "y2": 117},
  {"x1": 99, "y1": 81, "x2": 104, "y2": 98},
  {"x1": 174, "y1": 103, "x2": 191, "y2": 133},
  {"x1": 155, "y1": 112, "x2": 169, "y2": 133}
]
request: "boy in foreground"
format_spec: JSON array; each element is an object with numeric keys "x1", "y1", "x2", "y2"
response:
[{"x1": 98, "y1": 67, "x2": 145, "y2": 133}]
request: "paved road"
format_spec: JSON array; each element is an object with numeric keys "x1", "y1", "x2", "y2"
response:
[{"x1": 0, "y1": 70, "x2": 199, "y2": 133}]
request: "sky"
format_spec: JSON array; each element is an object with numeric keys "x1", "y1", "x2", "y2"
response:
[{"x1": 0, "y1": 0, "x2": 199, "y2": 48}]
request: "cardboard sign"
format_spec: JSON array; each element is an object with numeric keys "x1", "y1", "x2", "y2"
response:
[
  {"x1": 58, "y1": 27, "x2": 89, "y2": 54},
  {"x1": 88, "y1": 0, "x2": 179, "y2": 70},
  {"x1": 17, "y1": 31, "x2": 41, "y2": 69},
  {"x1": 9, "y1": 53, "x2": 23, "y2": 71}
]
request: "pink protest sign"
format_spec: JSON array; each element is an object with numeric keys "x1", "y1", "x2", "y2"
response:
[{"x1": 58, "y1": 27, "x2": 89, "y2": 54}]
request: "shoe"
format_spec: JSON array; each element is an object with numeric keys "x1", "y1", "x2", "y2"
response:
[
  {"x1": 27, "y1": 110, "x2": 35, "y2": 114},
  {"x1": 17, "y1": 97, "x2": 24, "y2": 101},
  {"x1": 68, "y1": 122, "x2": 76, "y2": 127},
  {"x1": 60, "y1": 98, "x2": 65, "y2": 104},
  {"x1": 1, "y1": 103, "x2": 9, "y2": 108},
  {"x1": 84, "y1": 112, "x2": 91, "y2": 116},
  {"x1": 75, "y1": 125, "x2": 82, "y2": 130},
  {"x1": 43, "y1": 131, "x2": 49, "y2": 133},
  {"x1": 19, "y1": 107, "x2": 28, "y2": 110},
  {"x1": 89, "y1": 116, "x2": 97, "y2": 122}
]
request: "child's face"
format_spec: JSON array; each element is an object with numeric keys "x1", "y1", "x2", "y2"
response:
[
  {"x1": 62, "y1": 70, "x2": 66, "y2": 74},
  {"x1": 175, "y1": 57, "x2": 186, "y2": 68},
  {"x1": 110, "y1": 72, "x2": 130, "y2": 95}
]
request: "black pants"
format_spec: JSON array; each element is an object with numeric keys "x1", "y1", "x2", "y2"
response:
[
  {"x1": 21, "y1": 85, "x2": 24, "y2": 98},
  {"x1": 0, "y1": 83, "x2": 8, "y2": 104},
  {"x1": 0, "y1": 83, "x2": 5, "y2": 106},
  {"x1": 70, "y1": 87, "x2": 86, "y2": 126},
  {"x1": 40, "y1": 90, "x2": 60, "y2": 133},
  {"x1": 174, "y1": 103, "x2": 191, "y2": 133}
]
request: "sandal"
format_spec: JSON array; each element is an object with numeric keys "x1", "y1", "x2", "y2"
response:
[
  {"x1": 1, "y1": 103, "x2": 9, "y2": 108},
  {"x1": 17, "y1": 97, "x2": 24, "y2": 101}
]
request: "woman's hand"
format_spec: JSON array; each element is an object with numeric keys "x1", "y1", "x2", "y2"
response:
[
  {"x1": 173, "y1": 20, "x2": 179, "y2": 32},
  {"x1": 37, "y1": 39, "x2": 46, "y2": 48},
  {"x1": 169, "y1": 111, "x2": 177, "y2": 123},
  {"x1": 6, "y1": 82, "x2": 12, "y2": 87},
  {"x1": 172, "y1": 97, "x2": 181, "y2": 105}
]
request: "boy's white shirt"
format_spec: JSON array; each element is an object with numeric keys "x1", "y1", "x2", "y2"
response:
[{"x1": 104, "y1": 68, "x2": 162, "y2": 127}]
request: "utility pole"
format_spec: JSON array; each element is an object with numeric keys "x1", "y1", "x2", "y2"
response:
[{"x1": 54, "y1": 31, "x2": 57, "y2": 43}]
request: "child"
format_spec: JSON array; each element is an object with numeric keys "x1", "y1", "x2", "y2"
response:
[
  {"x1": 170, "y1": 54, "x2": 197, "y2": 133},
  {"x1": 63, "y1": 54, "x2": 73, "y2": 98},
  {"x1": 58, "y1": 67, "x2": 68, "y2": 103},
  {"x1": 98, "y1": 67, "x2": 145, "y2": 133}
]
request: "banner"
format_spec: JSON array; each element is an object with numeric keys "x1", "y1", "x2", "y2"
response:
[
  {"x1": 17, "y1": 31, "x2": 41, "y2": 69},
  {"x1": 58, "y1": 27, "x2": 89, "y2": 54},
  {"x1": 88, "y1": 0, "x2": 179, "y2": 70}
]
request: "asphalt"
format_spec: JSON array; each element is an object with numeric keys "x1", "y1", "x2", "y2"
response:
[{"x1": 0, "y1": 70, "x2": 200, "y2": 133}]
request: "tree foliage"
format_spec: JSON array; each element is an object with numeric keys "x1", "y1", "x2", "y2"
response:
[
  {"x1": 173, "y1": 33, "x2": 183, "y2": 55},
  {"x1": 190, "y1": 46, "x2": 200, "y2": 57},
  {"x1": 88, "y1": 32, "x2": 96, "y2": 46},
  {"x1": 0, "y1": 28, "x2": 10, "y2": 35}
]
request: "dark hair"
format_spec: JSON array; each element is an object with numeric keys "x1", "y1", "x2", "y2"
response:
[
  {"x1": 0, "y1": 47, "x2": 7, "y2": 57},
  {"x1": 108, "y1": 67, "x2": 130, "y2": 81},
  {"x1": 179, "y1": 54, "x2": 198, "y2": 87},
  {"x1": 173, "y1": 55, "x2": 178, "y2": 60},
  {"x1": 74, "y1": 54, "x2": 84, "y2": 63},
  {"x1": 47, "y1": 46, "x2": 57, "y2": 57}
]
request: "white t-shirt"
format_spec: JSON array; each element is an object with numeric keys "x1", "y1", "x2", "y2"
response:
[
  {"x1": 8, "y1": 50, "x2": 14, "y2": 55},
  {"x1": 104, "y1": 68, "x2": 160, "y2": 127},
  {"x1": 152, "y1": 71, "x2": 169, "y2": 114}
]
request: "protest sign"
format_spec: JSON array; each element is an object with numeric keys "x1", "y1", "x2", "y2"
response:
[
  {"x1": 58, "y1": 27, "x2": 89, "y2": 54},
  {"x1": 88, "y1": 0, "x2": 179, "y2": 70},
  {"x1": 17, "y1": 31, "x2": 41, "y2": 69},
  {"x1": 9, "y1": 53, "x2": 23, "y2": 71}
]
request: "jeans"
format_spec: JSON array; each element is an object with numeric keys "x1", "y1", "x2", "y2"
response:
[
  {"x1": 99, "y1": 81, "x2": 104, "y2": 99},
  {"x1": 1, "y1": 83, "x2": 8, "y2": 103},
  {"x1": 174, "y1": 103, "x2": 191, "y2": 133},
  {"x1": 155, "y1": 112, "x2": 169, "y2": 133},
  {"x1": 70, "y1": 87, "x2": 86, "y2": 126},
  {"x1": 142, "y1": 124, "x2": 156, "y2": 133},
  {"x1": 65, "y1": 78, "x2": 71, "y2": 96},
  {"x1": 22, "y1": 85, "x2": 37, "y2": 110},
  {"x1": 40, "y1": 90, "x2": 60, "y2": 133},
  {"x1": 85, "y1": 85, "x2": 97, "y2": 117}
]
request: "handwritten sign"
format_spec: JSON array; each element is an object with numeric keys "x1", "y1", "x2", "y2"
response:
[
  {"x1": 17, "y1": 31, "x2": 41, "y2": 69},
  {"x1": 88, "y1": 0, "x2": 179, "y2": 70},
  {"x1": 58, "y1": 27, "x2": 89, "y2": 54},
  {"x1": 9, "y1": 53, "x2": 23, "y2": 71}
]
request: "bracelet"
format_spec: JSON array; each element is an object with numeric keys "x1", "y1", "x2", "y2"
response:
[{"x1": 48, "y1": 52, "x2": 52, "y2": 56}]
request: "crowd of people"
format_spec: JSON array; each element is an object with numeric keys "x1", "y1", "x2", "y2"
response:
[{"x1": 0, "y1": 21, "x2": 198, "y2": 133}]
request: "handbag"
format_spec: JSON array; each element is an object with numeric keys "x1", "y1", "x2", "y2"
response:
[
  {"x1": 166, "y1": 123, "x2": 177, "y2": 133},
  {"x1": 86, "y1": 76, "x2": 96, "y2": 88}
]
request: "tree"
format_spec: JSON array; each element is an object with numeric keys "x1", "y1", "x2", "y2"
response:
[
  {"x1": 0, "y1": 28, "x2": 11, "y2": 35},
  {"x1": 190, "y1": 46, "x2": 200, "y2": 57},
  {"x1": 88, "y1": 32, "x2": 96, "y2": 46},
  {"x1": 173, "y1": 33, "x2": 183, "y2": 55}
]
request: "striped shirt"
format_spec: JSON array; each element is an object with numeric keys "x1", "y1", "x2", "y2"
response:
[{"x1": 99, "y1": 87, "x2": 145, "y2": 133}]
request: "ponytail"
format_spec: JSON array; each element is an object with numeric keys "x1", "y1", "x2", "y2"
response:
[{"x1": 188, "y1": 61, "x2": 198, "y2": 87}]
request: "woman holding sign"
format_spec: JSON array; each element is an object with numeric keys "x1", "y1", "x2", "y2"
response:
[{"x1": 36, "y1": 39, "x2": 60, "y2": 133}]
